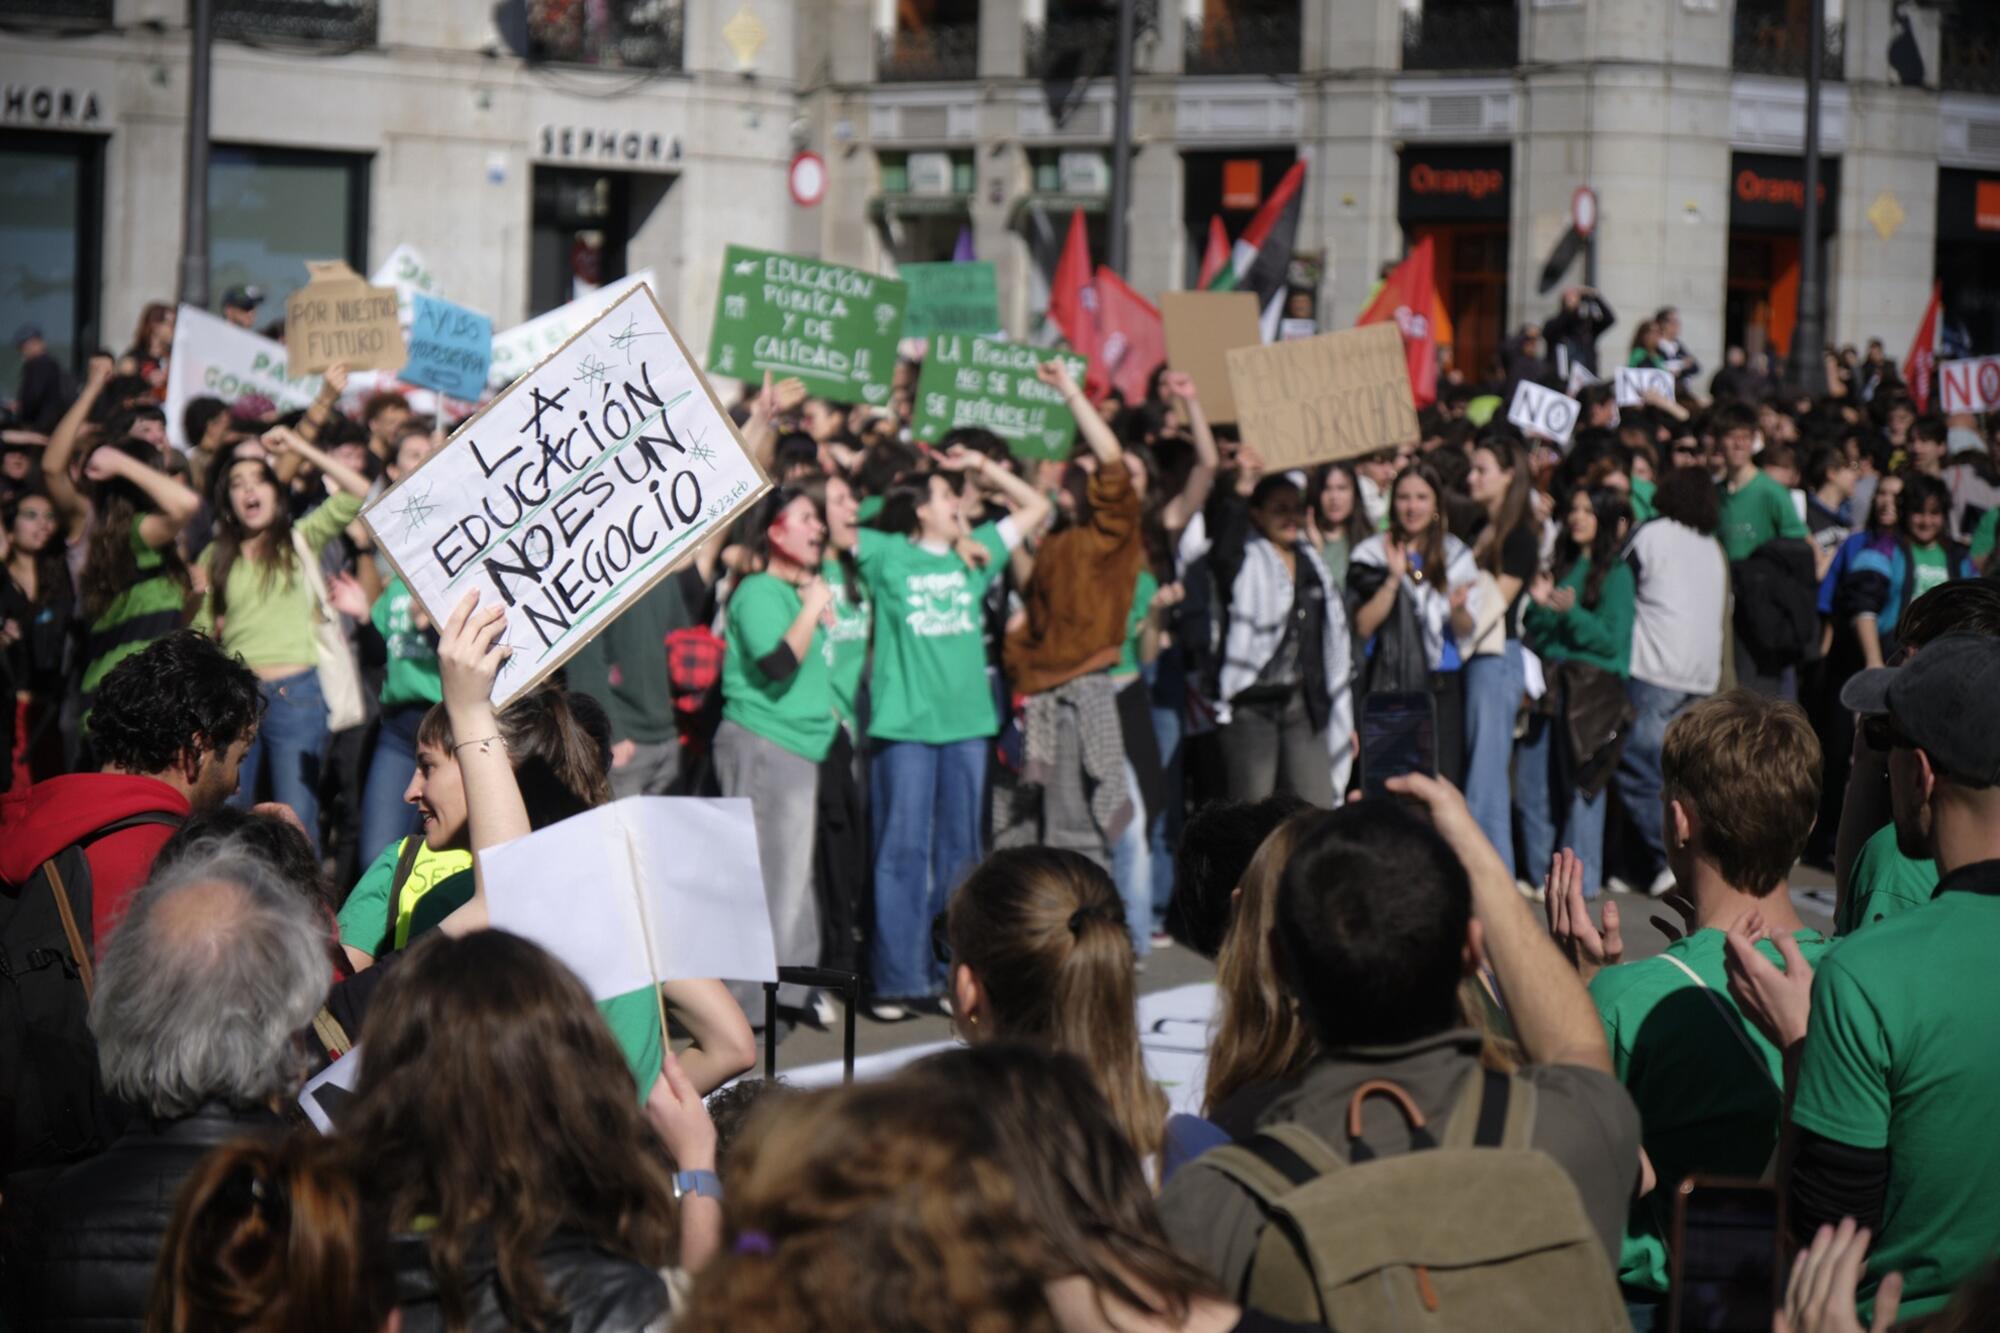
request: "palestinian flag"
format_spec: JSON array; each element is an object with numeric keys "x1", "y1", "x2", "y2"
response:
[{"x1": 1204, "y1": 160, "x2": 1305, "y2": 338}]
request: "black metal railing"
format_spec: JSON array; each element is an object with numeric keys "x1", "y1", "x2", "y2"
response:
[
  {"x1": 1027, "y1": 14, "x2": 1115, "y2": 80},
  {"x1": 1183, "y1": 7, "x2": 1300, "y2": 77},
  {"x1": 1731, "y1": 3, "x2": 1844, "y2": 81},
  {"x1": 1400, "y1": 2, "x2": 1519, "y2": 72},
  {"x1": 0, "y1": 0, "x2": 111, "y2": 31},
  {"x1": 876, "y1": 22, "x2": 980, "y2": 82},
  {"x1": 214, "y1": 0, "x2": 378, "y2": 47},
  {"x1": 1942, "y1": 12, "x2": 2000, "y2": 94},
  {"x1": 525, "y1": 0, "x2": 683, "y2": 69}
]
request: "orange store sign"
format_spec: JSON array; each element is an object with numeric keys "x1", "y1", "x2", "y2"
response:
[
  {"x1": 1409, "y1": 164, "x2": 1505, "y2": 201},
  {"x1": 1735, "y1": 169, "x2": 1829, "y2": 211},
  {"x1": 1977, "y1": 180, "x2": 2000, "y2": 232}
]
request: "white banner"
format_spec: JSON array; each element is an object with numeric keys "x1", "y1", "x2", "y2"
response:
[
  {"x1": 488, "y1": 269, "x2": 657, "y2": 389},
  {"x1": 1615, "y1": 366, "x2": 1674, "y2": 407},
  {"x1": 1507, "y1": 379, "x2": 1579, "y2": 448},
  {"x1": 1940, "y1": 356, "x2": 2000, "y2": 415},
  {"x1": 163, "y1": 304, "x2": 322, "y2": 451},
  {"x1": 370, "y1": 243, "x2": 444, "y2": 327}
]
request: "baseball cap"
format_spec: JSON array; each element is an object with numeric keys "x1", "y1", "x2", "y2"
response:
[
  {"x1": 11, "y1": 322, "x2": 43, "y2": 346},
  {"x1": 1841, "y1": 634, "x2": 2000, "y2": 786},
  {"x1": 222, "y1": 284, "x2": 265, "y2": 311}
]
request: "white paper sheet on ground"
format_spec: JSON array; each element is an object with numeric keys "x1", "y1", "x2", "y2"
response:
[
  {"x1": 781, "y1": 983, "x2": 1216, "y2": 1117},
  {"x1": 299, "y1": 1047, "x2": 364, "y2": 1134},
  {"x1": 480, "y1": 796, "x2": 778, "y2": 1003}
]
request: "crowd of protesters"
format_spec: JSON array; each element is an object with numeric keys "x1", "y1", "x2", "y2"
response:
[{"x1": 3, "y1": 275, "x2": 2000, "y2": 1331}]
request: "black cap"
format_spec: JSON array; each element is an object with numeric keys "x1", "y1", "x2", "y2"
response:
[
  {"x1": 1841, "y1": 634, "x2": 2000, "y2": 786},
  {"x1": 222, "y1": 284, "x2": 265, "y2": 311},
  {"x1": 11, "y1": 322, "x2": 43, "y2": 346}
]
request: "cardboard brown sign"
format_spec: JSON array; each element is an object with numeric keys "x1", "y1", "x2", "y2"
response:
[
  {"x1": 1160, "y1": 290, "x2": 1261, "y2": 423},
  {"x1": 285, "y1": 261, "x2": 408, "y2": 374},
  {"x1": 1226, "y1": 323, "x2": 1420, "y2": 469}
]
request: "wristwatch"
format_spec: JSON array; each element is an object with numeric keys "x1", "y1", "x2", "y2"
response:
[{"x1": 672, "y1": 1169, "x2": 722, "y2": 1202}]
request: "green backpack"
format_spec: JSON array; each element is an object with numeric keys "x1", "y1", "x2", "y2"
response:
[{"x1": 1201, "y1": 1068, "x2": 1629, "y2": 1331}]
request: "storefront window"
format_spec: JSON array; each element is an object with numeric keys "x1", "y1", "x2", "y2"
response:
[
  {"x1": 0, "y1": 131, "x2": 102, "y2": 389},
  {"x1": 528, "y1": 167, "x2": 672, "y2": 316},
  {"x1": 208, "y1": 145, "x2": 369, "y2": 326},
  {"x1": 1936, "y1": 169, "x2": 2000, "y2": 357},
  {"x1": 1723, "y1": 152, "x2": 1839, "y2": 364},
  {"x1": 1398, "y1": 145, "x2": 1511, "y2": 382}
]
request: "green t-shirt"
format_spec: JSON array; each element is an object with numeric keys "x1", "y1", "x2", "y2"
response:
[
  {"x1": 1792, "y1": 888, "x2": 2000, "y2": 1320},
  {"x1": 1113, "y1": 569, "x2": 1159, "y2": 679},
  {"x1": 1717, "y1": 470, "x2": 1808, "y2": 562},
  {"x1": 400, "y1": 865, "x2": 663, "y2": 1100},
  {"x1": 721, "y1": 572, "x2": 836, "y2": 762},
  {"x1": 337, "y1": 836, "x2": 474, "y2": 956},
  {"x1": 822, "y1": 555, "x2": 871, "y2": 727},
  {"x1": 1629, "y1": 476, "x2": 1657, "y2": 524},
  {"x1": 1972, "y1": 507, "x2": 1997, "y2": 565},
  {"x1": 855, "y1": 522, "x2": 1012, "y2": 744},
  {"x1": 1910, "y1": 542, "x2": 1951, "y2": 600},
  {"x1": 82, "y1": 522, "x2": 188, "y2": 707},
  {"x1": 1837, "y1": 822, "x2": 1939, "y2": 937},
  {"x1": 1590, "y1": 926, "x2": 1833, "y2": 1296},
  {"x1": 373, "y1": 575, "x2": 442, "y2": 709}
]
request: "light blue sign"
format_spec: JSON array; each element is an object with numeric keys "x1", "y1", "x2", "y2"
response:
[{"x1": 402, "y1": 293, "x2": 492, "y2": 400}]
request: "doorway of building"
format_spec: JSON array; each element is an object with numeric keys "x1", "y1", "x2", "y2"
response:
[
  {"x1": 529, "y1": 166, "x2": 672, "y2": 316},
  {"x1": 1408, "y1": 222, "x2": 1509, "y2": 384}
]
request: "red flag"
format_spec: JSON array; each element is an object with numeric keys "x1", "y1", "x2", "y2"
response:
[
  {"x1": 1905, "y1": 281, "x2": 1942, "y2": 415},
  {"x1": 1197, "y1": 215, "x2": 1229, "y2": 289},
  {"x1": 1049, "y1": 210, "x2": 1101, "y2": 390},
  {"x1": 1093, "y1": 266, "x2": 1165, "y2": 404},
  {"x1": 1356, "y1": 235, "x2": 1440, "y2": 409}
]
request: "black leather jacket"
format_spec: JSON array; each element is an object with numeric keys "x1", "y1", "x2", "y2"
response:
[
  {"x1": 390, "y1": 1229, "x2": 670, "y2": 1333},
  {"x1": 1, "y1": 1101, "x2": 285, "y2": 1332}
]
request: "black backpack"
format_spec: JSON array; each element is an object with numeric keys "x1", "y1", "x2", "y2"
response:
[{"x1": 0, "y1": 811, "x2": 182, "y2": 1174}]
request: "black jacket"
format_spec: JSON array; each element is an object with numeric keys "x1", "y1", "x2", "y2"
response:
[
  {"x1": 390, "y1": 1228, "x2": 670, "y2": 1333},
  {"x1": 1732, "y1": 537, "x2": 1821, "y2": 674},
  {"x1": 1544, "y1": 293, "x2": 1616, "y2": 378},
  {"x1": 2, "y1": 1102, "x2": 285, "y2": 1332}
]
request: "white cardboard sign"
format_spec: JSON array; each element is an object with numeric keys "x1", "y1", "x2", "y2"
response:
[
  {"x1": 162, "y1": 304, "x2": 322, "y2": 451},
  {"x1": 361, "y1": 283, "x2": 767, "y2": 708},
  {"x1": 488, "y1": 269, "x2": 658, "y2": 389},
  {"x1": 1615, "y1": 366, "x2": 1674, "y2": 407},
  {"x1": 1507, "y1": 379, "x2": 1579, "y2": 447},
  {"x1": 1940, "y1": 356, "x2": 2000, "y2": 415}
]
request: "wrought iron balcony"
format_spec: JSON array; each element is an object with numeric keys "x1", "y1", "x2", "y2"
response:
[
  {"x1": 1942, "y1": 10, "x2": 2000, "y2": 94},
  {"x1": 876, "y1": 22, "x2": 980, "y2": 82},
  {"x1": 0, "y1": 0, "x2": 111, "y2": 32},
  {"x1": 1400, "y1": 2, "x2": 1519, "y2": 73},
  {"x1": 1183, "y1": 7, "x2": 1300, "y2": 77},
  {"x1": 525, "y1": 0, "x2": 684, "y2": 69},
  {"x1": 1732, "y1": 2, "x2": 1844, "y2": 81},
  {"x1": 213, "y1": 0, "x2": 378, "y2": 47}
]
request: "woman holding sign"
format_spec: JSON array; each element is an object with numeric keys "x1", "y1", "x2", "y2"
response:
[
  {"x1": 192, "y1": 425, "x2": 370, "y2": 851},
  {"x1": 716, "y1": 487, "x2": 839, "y2": 1020}
]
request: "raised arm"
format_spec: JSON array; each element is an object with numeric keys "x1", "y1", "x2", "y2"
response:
[
  {"x1": 1159, "y1": 370, "x2": 1220, "y2": 533},
  {"x1": 942, "y1": 446, "x2": 1050, "y2": 541},
  {"x1": 263, "y1": 423, "x2": 370, "y2": 500},
  {"x1": 1390, "y1": 772, "x2": 1613, "y2": 1073},
  {"x1": 1037, "y1": 360, "x2": 1120, "y2": 467},
  {"x1": 433, "y1": 591, "x2": 530, "y2": 937},
  {"x1": 83, "y1": 445, "x2": 201, "y2": 549},
  {"x1": 279, "y1": 363, "x2": 348, "y2": 484},
  {"x1": 42, "y1": 354, "x2": 114, "y2": 537}
]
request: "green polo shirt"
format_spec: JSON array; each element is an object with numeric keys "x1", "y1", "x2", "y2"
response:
[
  {"x1": 1590, "y1": 925, "x2": 1832, "y2": 1297},
  {"x1": 1792, "y1": 869, "x2": 2000, "y2": 1320},
  {"x1": 1836, "y1": 822, "x2": 1939, "y2": 937}
]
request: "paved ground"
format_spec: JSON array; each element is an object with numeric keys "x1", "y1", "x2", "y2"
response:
[{"x1": 768, "y1": 863, "x2": 1839, "y2": 1076}]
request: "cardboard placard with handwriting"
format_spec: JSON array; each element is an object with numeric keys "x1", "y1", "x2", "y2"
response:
[
  {"x1": 285, "y1": 261, "x2": 408, "y2": 374},
  {"x1": 1161, "y1": 290, "x2": 1261, "y2": 423},
  {"x1": 1226, "y1": 323, "x2": 1420, "y2": 469},
  {"x1": 361, "y1": 283, "x2": 768, "y2": 709}
]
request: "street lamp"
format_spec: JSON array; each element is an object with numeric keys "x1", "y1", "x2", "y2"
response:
[{"x1": 178, "y1": 0, "x2": 213, "y2": 310}]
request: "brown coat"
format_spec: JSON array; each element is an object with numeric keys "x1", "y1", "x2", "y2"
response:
[{"x1": 1004, "y1": 459, "x2": 1146, "y2": 696}]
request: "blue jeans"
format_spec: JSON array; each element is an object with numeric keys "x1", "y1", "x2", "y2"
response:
[
  {"x1": 869, "y1": 737, "x2": 987, "y2": 999},
  {"x1": 1463, "y1": 642, "x2": 1524, "y2": 872},
  {"x1": 1145, "y1": 659, "x2": 1184, "y2": 934},
  {"x1": 1515, "y1": 711, "x2": 1608, "y2": 898},
  {"x1": 1614, "y1": 678, "x2": 1702, "y2": 882},
  {"x1": 1109, "y1": 758, "x2": 1150, "y2": 958},
  {"x1": 231, "y1": 668, "x2": 329, "y2": 852},
  {"x1": 358, "y1": 703, "x2": 425, "y2": 869}
]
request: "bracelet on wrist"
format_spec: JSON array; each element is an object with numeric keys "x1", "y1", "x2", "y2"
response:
[{"x1": 452, "y1": 734, "x2": 504, "y2": 755}]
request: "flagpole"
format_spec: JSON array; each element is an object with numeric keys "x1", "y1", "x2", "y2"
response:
[{"x1": 1106, "y1": 0, "x2": 1136, "y2": 277}]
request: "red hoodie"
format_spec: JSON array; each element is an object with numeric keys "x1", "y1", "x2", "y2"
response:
[{"x1": 0, "y1": 773, "x2": 190, "y2": 954}]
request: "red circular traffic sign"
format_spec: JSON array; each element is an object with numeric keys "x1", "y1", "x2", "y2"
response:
[
  {"x1": 1572, "y1": 186, "x2": 1598, "y2": 238},
  {"x1": 789, "y1": 151, "x2": 827, "y2": 208}
]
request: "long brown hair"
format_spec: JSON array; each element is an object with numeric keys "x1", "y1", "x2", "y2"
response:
[
  {"x1": 129, "y1": 301, "x2": 174, "y2": 359},
  {"x1": 681, "y1": 1074, "x2": 1058, "y2": 1332},
  {"x1": 81, "y1": 438, "x2": 192, "y2": 621},
  {"x1": 1389, "y1": 463, "x2": 1449, "y2": 581},
  {"x1": 202, "y1": 456, "x2": 297, "y2": 621},
  {"x1": 1204, "y1": 810, "x2": 1327, "y2": 1117},
  {"x1": 341, "y1": 930, "x2": 679, "y2": 1332},
  {"x1": 147, "y1": 1134, "x2": 393, "y2": 1333},
  {"x1": 1472, "y1": 438, "x2": 1534, "y2": 576},
  {"x1": 418, "y1": 684, "x2": 612, "y2": 822},
  {"x1": 946, "y1": 848, "x2": 1166, "y2": 1161}
]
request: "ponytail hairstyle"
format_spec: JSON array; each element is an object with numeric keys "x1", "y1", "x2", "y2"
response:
[
  {"x1": 1472, "y1": 434, "x2": 1534, "y2": 577},
  {"x1": 202, "y1": 456, "x2": 296, "y2": 621},
  {"x1": 417, "y1": 683, "x2": 612, "y2": 826},
  {"x1": 80, "y1": 437, "x2": 192, "y2": 621},
  {"x1": 946, "y1": 848, "x2": 1165, "y2": 1161},
  {"x1": 147, "y1": 1135, "x2": 393, "y2": 1333},
  {"x1": 1204, "y1": 810, "x2": 1328, "y2": 1117}
]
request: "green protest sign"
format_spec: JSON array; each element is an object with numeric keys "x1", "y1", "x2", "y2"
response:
[
  {"x1": 912, "y1": 335, "x2": 1088, "y2": 461},
  {"x1": 900, "y1": 261, "x2": 1001, "y2": 338},
  {"x1": 706, "y1": 245, "x2": 905, "y2": 406}
]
